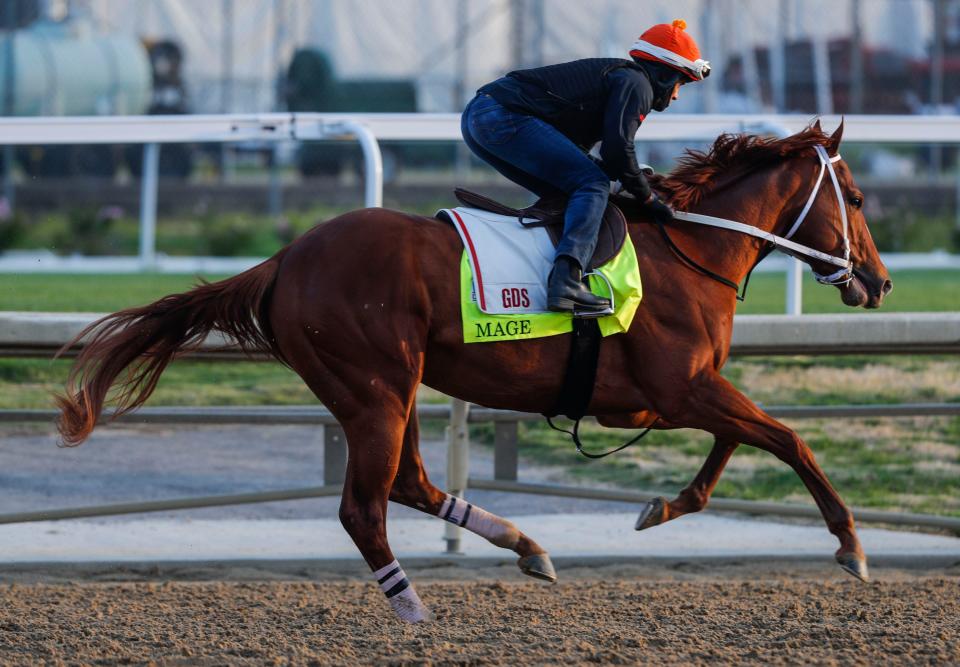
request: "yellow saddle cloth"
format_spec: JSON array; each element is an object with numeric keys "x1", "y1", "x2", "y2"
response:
[{"x1": 460, "y1": 239, "x2": 643, "y2": 343}]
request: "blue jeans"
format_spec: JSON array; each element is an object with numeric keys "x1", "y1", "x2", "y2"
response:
[{"x1": 461, "y1": 93, "x2": 609, "y2": 270}]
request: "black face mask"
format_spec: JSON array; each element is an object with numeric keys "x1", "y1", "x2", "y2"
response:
[{"x1": 633, "y1": 59, "x2": 684, "y2": 111}]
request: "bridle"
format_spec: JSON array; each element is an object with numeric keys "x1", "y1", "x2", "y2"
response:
[{"x1": 671, "y1": 144, "x2": 854, "y2": 287}]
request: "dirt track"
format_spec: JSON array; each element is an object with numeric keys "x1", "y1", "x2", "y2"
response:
[{"x1": 1, "y1": 561, "x2": 957, "y2": 666}]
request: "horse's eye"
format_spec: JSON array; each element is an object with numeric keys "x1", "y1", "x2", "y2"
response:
[{"x1": 849, "y1": 196, "x2": 863, "y2": 209}]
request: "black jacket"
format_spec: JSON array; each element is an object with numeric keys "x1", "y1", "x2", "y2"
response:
[{"x1": 478, "y1": 58, "x2": 656, "y2": 200}]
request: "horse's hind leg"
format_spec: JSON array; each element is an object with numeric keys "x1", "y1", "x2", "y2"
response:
[
  {"x1": 389, "y1": 405, "x2": 557, "y2": 583},
  {"x1": 289, "y1": 351, "x2": 430, "y2": 620},
  {"x1": 335, "y1": 404, "x2": 435, "y2": 623},
  {"x1": 635, "y1": 438, "x2": 738, "y2": 531}
]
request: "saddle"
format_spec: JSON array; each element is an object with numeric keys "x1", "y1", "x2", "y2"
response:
[{"x1": 452, "y1": 188, "x2": 627, "y2": 271}]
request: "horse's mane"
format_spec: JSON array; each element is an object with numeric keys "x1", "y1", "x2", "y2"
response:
[{"x1": 646, "y1": 125, "x2": 832, "y2": 210}]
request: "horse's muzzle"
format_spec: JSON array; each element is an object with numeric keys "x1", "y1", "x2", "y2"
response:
[{"x1": 840, "y1": 267, "x2": 892, "y2": 309}]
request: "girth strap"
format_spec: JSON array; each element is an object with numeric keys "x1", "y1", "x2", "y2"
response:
[
  {"x1": 544, "y1": 317, "x2": 657, "y2": 459},
  {"x1": 545, "y1": 317, "x2": 602, "y2": 420}
]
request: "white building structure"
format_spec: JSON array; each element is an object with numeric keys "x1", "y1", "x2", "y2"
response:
[{"x1": 71, "y1": 0, "x2": 934, "y2": 114}]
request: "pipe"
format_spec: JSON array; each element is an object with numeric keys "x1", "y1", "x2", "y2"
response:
[
  {"x1": 2, "y1": 402, "x2": 959, "y2": 426},
  {"x1": 785, "y1": 258, "x2": 803, "y2": 314},
  {"x1": 138, "y1": 142, "x2": 160, "y2": 270},
  {"x1": 444, "y1": 399, "x2": 470, "y2": 553},
  {"x1": 0, "y1": 485, "x2": 343, "y2": 526},
  {"x1": 468, "y1": 479, "x2": 960, "y2": 532},
  {"x1": 324, "y1": 120, "x2": 383, "y2": 208}
]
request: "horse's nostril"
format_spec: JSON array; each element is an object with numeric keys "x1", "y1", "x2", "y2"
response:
[{"x1": 882, "y1": 279, "x2": 893, "y2": 296}]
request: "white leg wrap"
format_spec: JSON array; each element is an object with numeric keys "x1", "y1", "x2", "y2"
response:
[
  {"x1": 372, "y1": 560, "x2": 430, "y2": 623},
  {"x1": 438, "y1": 494, "x2": 520, "y2": 549}
]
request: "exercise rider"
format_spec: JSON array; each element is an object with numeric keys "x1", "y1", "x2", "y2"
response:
[{"x1": 461, "y1": 19, "x2": 711, "y2": 316}]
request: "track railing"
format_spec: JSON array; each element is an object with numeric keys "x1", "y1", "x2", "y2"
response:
[
  {"x1": 3, "y1": 311, "x2": 959, "y2": 357},
  {"x1": 1, "y1": 403, "x2": 958, "y2": 533},
  {"x1": 0, "y1": 311, "x2": 958, "y2": 543}
]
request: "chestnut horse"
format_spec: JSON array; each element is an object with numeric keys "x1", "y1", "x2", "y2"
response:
[{"x1": 57, "y1": 122, "x2": 891, "y2": 623}]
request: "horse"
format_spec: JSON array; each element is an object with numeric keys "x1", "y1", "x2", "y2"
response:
[{"x1": 56, "y1": 121, "x2": 892, "y2": 623}]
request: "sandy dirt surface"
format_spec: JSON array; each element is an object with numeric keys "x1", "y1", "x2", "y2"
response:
[{"x1": 1, "y1": 560, "x2": 957, "y2": 666}]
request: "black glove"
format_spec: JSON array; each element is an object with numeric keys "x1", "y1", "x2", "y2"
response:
[{"x1": 639, "y1": 192, "x2": 675, "y2": 221}]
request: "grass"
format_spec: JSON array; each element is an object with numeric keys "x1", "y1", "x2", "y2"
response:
[
  {"x1": 1, "y1": 202, "x2": 454, "y2": 259},
  {"x1": 1, "y1": 358, "x2": 318, "y2": 411},
  {"x1": 2, "y1": 266, "x2": 958, "y2": 517},
  {"x1": 732, "y1": 269, "x2": 959, "y2": 314},
  {"x1": 497, "y1": 407, "x2": 960, "y2": 518},
  {"x1": 492, "y1": 352, "x2": 960, "y2": 517},
  {"x1": 1, "y1": 274, "x2": 227, "y2": 312},
  {"x1": 1, "y1": 205, "x2": 352, "y2": 259},
  {"x1": 2, "y1": 268, "x2": 957, "y2": 313}
]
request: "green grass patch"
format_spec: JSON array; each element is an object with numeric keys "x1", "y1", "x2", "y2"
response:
[
  {"x1": 1, "y1": 274, "x2": 230, "y2": 312},
  {"x1": 3, "y1": 206, "x2": 353, "y2": 258},
  {"x1": 2, "y1": 268, "x2": 956, "y2": 313},
  {"x1": 493, "y1": 415, "x2": 960, "y2": 517},
  {"x1": 0, "y1": 358, "x2": 317, "y2": 410},
  {"x1": 734, "y1": 268, "x2": 959, "y2": 314}
]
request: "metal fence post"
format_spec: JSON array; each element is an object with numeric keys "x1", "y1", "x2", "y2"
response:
[
  {"x1": 323, "y1": 424, "x2": 347, "y2": 486},
  {"x1": 268, "y1": 143, "x2": 283, "y2": 219},
  {"x1": 444, "y1": 399, "x2": 470, "y2": 553},
  {"x1": 138, "y1": 142, "x2": 161, "y2": 270},
  {"x1": 785, "y1": 258, "x2": 803, "y2": 315},
  {"x1": 2, "y1": 145, "x2": 14, "y2": 211},
  {"x1": 954, "y1": 164, "x2": 960, "y2": 242},
  {"x1": 494, "y1": 421, "x2": 519, "y2": 481}
]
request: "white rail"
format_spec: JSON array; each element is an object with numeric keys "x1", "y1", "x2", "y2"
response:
[
  {"x1": 1, "y1": 112, "x2": 959, "y2": 144},
  {"x1": 1, "y1": 112, "x2": 959, "y2": 308},
  {"x1": 5, "y1": 311, "x2": 959, "y2": 356}
]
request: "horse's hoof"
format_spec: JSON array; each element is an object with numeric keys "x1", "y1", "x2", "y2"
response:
[
  {"x1": 836, "y1": 553, "x2": 870, "y2": 582},
  {"x1": 390, "y1": 601, "x2": 433, "y2": 623},
  {"x1": 518, "y1": 553, "x2": 557, "y2": 584},
  {"x1": 635, "y1": 497, "x2": 669, "y2": 531}
]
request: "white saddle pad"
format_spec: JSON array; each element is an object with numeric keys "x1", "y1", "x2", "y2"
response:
[{"x1": 439, "y1": 206, "x2": 555, "y2": 315}]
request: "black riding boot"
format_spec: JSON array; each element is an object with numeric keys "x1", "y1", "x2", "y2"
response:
[{"x1": 547, "y1": 256, "x2": 612, "y2": 317}]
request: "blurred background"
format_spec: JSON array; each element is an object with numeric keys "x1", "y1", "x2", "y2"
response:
[{"x1": 0, "y1": 0, "x2": 956, "y2": 263}]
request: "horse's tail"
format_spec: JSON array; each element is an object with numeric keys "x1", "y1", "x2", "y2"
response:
[{"x1": 54, "y1": 248, "x2": 290, "y2": 447}]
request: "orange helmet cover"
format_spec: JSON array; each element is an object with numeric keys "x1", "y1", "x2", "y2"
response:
[{"x1": 630, "y1": 19, "x2": 704, "y2": 80}]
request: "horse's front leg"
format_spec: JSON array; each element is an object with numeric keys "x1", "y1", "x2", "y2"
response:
[
  {"x1": 662, "y1": 372, "x2": 868, "y2": 582},
  {"x1": 635, "y1": 437, "x2": 738, "y2": 530},
  {"x1": 597, "y1": 413, "x2": 740, "y2": 530}
]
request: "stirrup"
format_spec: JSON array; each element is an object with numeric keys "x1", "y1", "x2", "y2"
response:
[
  {"x1": 573, "y1": 304, "x2": 614, "y2": 319},
  {"x1": 574, "y1": 270, "x2": 615, "y2": 319}
]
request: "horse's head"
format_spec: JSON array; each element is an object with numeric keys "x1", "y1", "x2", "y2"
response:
[{"x1": 787, "y1": 121, "x2": 892, "y2": 309}]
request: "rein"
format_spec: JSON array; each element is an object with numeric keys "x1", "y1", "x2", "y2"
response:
[
  {"x1": 663, "y1": 145, "x2": 854, "y2": 294},
  {"x1": 547, "y1": 415, "x2": 656, "y2": 458}
]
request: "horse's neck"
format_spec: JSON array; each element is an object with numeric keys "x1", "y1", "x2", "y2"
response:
[{"x1": 670, "y1": 167, "x2": 795, "y2": 286}]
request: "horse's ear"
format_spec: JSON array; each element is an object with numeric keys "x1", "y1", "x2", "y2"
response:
[
  {"x1": 827, "y1": 119, "x2": 844, "y2": 155},
  {"x1": 812, "y1": 118, "x2": 823, "y2": 132}
]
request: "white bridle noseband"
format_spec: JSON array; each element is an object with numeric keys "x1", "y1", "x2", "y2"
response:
[{"x1": 673, "y1": 144, "x2": 854, "y2": 286}]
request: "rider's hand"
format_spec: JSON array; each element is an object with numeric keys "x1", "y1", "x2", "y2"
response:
[{"x1": 639, "y1": 192, "x2": 674, "y2": 221}]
